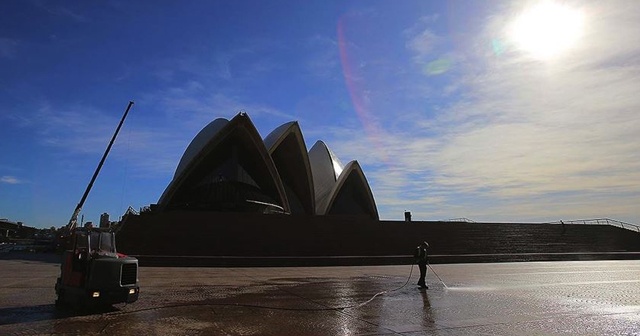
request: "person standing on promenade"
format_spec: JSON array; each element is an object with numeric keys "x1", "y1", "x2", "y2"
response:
[{"x1": 415, "y1": 241, "x2": 429, "y2": 289}]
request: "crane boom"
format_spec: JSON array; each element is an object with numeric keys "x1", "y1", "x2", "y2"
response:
[{"x1": 66, "y1": 101, "x2": 135, "y2": 231}]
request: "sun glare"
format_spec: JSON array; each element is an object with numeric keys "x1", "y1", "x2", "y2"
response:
[{"x1": 509, "y1": 1, "x2": 584, "y2": 60}]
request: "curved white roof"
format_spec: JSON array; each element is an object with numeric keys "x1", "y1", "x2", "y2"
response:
[
  {"x1": 264, "y1": 121, "x2": 316, "y2": 215},
  {"x1": 308, "y1": 140, "x2": 344, "y2": 215},
  {"x1": 174, "y1": 118, "x2": 229, "y2": 179},
  {"x1": 322, "y1": 160, "x2": 379, "y2": 220},
  {"x1": 158, "y1": 113, "x2": 289, "y2": 213}
]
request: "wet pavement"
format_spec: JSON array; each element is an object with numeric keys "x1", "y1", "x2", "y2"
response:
[{"x1": 1, "y1": 257, "x2": 639, "y2": 335}]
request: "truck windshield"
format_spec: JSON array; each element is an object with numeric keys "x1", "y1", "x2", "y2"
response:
[
  {"x1": 89, "y1": 231, "x2": 115, "y2": 253},
  {"x1": 75, "y1": 232, "x2": 88, "y2": 249}
]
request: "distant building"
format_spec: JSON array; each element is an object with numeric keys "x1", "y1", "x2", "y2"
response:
[
  {"x1": 404, "y1": 211, "x2": 412, "y2": 222},
  {"x1": 0, "y1": 219, "x2": 37, "y2": 239},
  {"x1": 0, "y1": 218, "x2": 18, "y2": 238},
  {"x1": 100, "y1": 213, "x2": 110, "y2": 229}
]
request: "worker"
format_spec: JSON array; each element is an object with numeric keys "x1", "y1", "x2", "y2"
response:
[{"x1": 415, "y1": 241, "x2": 429, "y2": 289}]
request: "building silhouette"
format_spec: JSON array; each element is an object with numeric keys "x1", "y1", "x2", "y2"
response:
[
  {"x1": 157, "y1": 112, "x2": 378, "y2": 219},
  {"x1": 100, "y1": 213, "x2": 110, "y2": 229}
]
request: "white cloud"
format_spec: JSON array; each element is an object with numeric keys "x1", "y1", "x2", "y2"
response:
[
  {"x1": 1, "y1": 176, "x2": 22, "y2": 184},
  {"x1": 319, "y1": 1, "x2": 640, "y2": 224},
  {"x1": 6, "y1": 101, "x2": 183, "y2": 177},
  {"x1": 406, "y1": 29, "x2": 440, "y2": 59},
  {"x1": 404, "y1": 14, "x2": 444, "y2": 65},
  {"x1": 430, "y1": 1, "x2": 640, "y2": 200}
]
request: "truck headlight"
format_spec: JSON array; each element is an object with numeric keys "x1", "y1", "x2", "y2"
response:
[
  {"x1": 129, "y1": 288, "x2": 136, "y2": 294},
  {"x1": 92, "y1": 291, "x2": 100, "y2": 298}
]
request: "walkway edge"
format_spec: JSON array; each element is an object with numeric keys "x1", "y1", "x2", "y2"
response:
[{"x1": 132, "y1": 252, "x2": 640, "y2": 267}]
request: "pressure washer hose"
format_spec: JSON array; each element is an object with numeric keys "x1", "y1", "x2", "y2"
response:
[
  {"x1": 340, "y1": 263, "x2": 415, "y2": 310},
  {"x1": 112, "y1": 264, "x2": 419, "y2": 315}
]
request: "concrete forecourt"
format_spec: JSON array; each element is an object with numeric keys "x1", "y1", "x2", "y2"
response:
[{"x1": 1, "y1": 257, "x2": 639, "y2": 335}]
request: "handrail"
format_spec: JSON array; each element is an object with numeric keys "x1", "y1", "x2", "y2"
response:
[
  {"x1": 443, "y1": 218, "x2": 477, "y2": 223},
  {"x1": 549, "y1": 218, "x2": 640, "y2": 233},
  {"x1": 440, "y1": 217, "x2": 639, "y2": 232}
]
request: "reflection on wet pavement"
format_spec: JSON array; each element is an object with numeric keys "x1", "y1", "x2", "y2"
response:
[{"x1": 1, "y1": 259, "x2": 639, "y2": 335}]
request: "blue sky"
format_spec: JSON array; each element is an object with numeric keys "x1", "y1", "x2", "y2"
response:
[{"x1": 1, "y1": 0, "x2": 639, "y2": 228}]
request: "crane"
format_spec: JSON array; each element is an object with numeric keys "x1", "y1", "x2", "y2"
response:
[
  {"x1": 55, "y1": 100, "x2": 140, "y2": 309},
  {"x1": 65, "y1": 101, "x2": 134, "y2": 231}
]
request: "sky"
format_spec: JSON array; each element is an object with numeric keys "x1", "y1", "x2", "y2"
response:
[{"x1": 1, "y1": 0, "x2": 639, "y2": 228}]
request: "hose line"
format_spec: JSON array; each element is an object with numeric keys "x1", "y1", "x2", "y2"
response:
[{"x1": 109, "y1": 264, "x2": 417, "y2": 315}]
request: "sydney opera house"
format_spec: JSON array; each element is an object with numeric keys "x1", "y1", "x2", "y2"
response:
[
  {"x1": 117, "y1": 112, "x2": 391, "y2": 264},
  {"x1": 156, "y1": 112, "x2": 378, "y2": 219},
  {"x1": 116, "y1": 113, "x2": 640, "y2": 266}
]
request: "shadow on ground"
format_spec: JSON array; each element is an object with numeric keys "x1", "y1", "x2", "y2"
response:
[{"x1": 0, "y1": 304, "x2": 118, "y2": 326}]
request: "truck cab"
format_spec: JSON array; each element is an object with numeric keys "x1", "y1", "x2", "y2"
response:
[{"x1": 55, "y1": 227, "x2": 139, "y2": 308}]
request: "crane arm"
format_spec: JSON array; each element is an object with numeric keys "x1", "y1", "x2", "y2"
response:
[{"x1": 66, "y1": 101, "x2": 135, "y2": 231}]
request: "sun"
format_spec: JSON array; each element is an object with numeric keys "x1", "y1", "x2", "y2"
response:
[{"x1": 508, "y1": 1, "x2": 585, "y2": 60}]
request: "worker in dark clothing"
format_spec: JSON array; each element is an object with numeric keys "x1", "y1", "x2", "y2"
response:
[{"x1": 415, "y1": 241, "x2": 429, "y2": 289}]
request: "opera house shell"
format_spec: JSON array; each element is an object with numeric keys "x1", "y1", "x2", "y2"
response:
[{"x1": 157, "y1": 112, "x2": 378, "y2": 220}]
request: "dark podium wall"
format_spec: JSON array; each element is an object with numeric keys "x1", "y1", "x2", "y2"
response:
[{"x1": 116, "y1": 211, "x2": 640, "y2": 257}]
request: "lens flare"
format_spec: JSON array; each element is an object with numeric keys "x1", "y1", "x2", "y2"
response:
[
  {"x1": 337, "y1": 16, "x2": 389, "y2": 163},
  {"x1": 424, "y1": 58, "x2": 452, "y2": 76}
]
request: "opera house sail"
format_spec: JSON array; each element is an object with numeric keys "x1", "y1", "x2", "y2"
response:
[
  {"x1": 264, "y1": 121, "x2": 316, "y2": 215},
  {"x1": 323, "y1": 160, "x2": 378, "y2": 219},
  {"x1": 158, "y1": 113, "x2": 290, "y2": 214}
]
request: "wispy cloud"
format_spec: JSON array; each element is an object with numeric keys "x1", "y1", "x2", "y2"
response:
[
  {"x1": 406, "y1": 28, "x2": 440, "y2": 61},
  {"x1": 152, "y1": 41, "x2": 283, "y2": 84},
  {"x1": 148, "y1": 80, "x2": 299, "y2": 129},
  {"x1": 305, "y1": 35, "x2": 342, "y2": 80},
  {"x1": 8, "y1": 85, "x2": 299, "y2": 178},
  {"x1": 6, "y1": 37, "x2": 300, "y2": 179},
  {"x1": 6, "y1": 101, "x2": 182, "y2": 177},
  {"x1": 319, "y1": 1, "x2": 640, "y2": 223},
  {"x1": 30, "y1": 0, "x2": 89, "y2": 22},
  {"x1": 404, "y1": 14, "x2": 445, "y2": 66},
  {"x1": 26, "y1": 103, "x2": 127, "y2": 154},
  {"x1": 1, "y1": 176, "x2": 23, "y2": 184}
]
